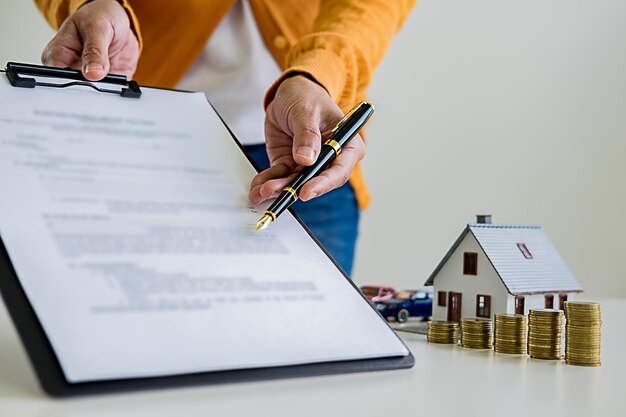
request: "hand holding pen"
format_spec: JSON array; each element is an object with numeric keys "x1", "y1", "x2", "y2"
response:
[
  {"x1": 249, "y1": 76, "x2": 370, "y2": 212},
  {"x1": 253, "y1": 100, "x2": 374, "y2": 230}
]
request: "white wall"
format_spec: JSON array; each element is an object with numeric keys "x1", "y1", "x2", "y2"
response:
[
  {"x1": 0, "y1": 1, "x2": 54, "y2": 62},
  {"x1": 506, "y1": 293, "x2": 576, "y2": 315},
  {"x1": 431, "y1": 232, "x2": 509, "y2": 320},
  {"x1": 354, "y1": 0, "x2": 626, "y2": 298},
  {"x1": 0, "y1": 1, "x2": 624, "y2": 297}
]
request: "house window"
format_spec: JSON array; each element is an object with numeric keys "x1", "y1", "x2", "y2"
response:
[
  {"x1": 438, "y1": 291, "x2": 447, "y2": 307},
  {"x1": 559, "y1": 294, "x2": 568, "y2": 310},
  {"x1": 545, "y1": 295, "x2": 554, "y2": 309},
  {"x1": 463, "y1": 252, "x2": 478, "y2": 275},
  {"x1": 517, "y1": 243, "x2": 533, "y2": 259},
  {"x1": 476, "y1": 294, "x2": 491, "y2": 318},
  {"x1": 515, "y1": 296, "x2": 525, "y2": 314}
]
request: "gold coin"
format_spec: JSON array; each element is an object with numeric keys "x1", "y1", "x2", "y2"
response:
[
  {"x1": 564, "y1": 301, "x2": 600, "y2": 309},
  {"x1": 427, "y1": 321, "x2": 459, "y2": 344},
  {"x1": 563, "y1": 302, "x2": 602, "y2": 367}
]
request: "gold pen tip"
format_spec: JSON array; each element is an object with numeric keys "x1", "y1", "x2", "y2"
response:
[{"x1": 256, "y1": 214, "x2": 273, "y2": 231}]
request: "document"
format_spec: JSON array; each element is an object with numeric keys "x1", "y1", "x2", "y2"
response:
[{"x1": 0, "y1": 76, "x2": 408, "y2": 382}]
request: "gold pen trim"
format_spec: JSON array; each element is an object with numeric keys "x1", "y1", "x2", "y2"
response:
[
  {"x1": 282, "y1": 187, "x2": 299, "y2": 202},
  {"x1": 324, "y1": 139, "x2": 342, "y2": 157},
  {"x1": 264, "y1": 210, "x2": 277, "y2": 221}
]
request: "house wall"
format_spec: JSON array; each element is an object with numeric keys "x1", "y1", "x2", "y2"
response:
[
  {"x1": 432, "y1": 233, "x2": 509, "y2": 321},
  {"x1": 506, "y1": 294, "x2": 542, "y2": 314},
  {"x1": 506, "y1": 292, "x2": 577, "y2": 314}
]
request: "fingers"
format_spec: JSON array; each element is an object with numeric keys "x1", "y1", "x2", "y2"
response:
[
  {"x1": 250, "y1": 164, "x2": 292, "y2": 190},
  {"x1": 249, "y1": 174, "x2": 298, "y2": 205},
  {"x1": 248, "y1": 165, "x2": 293, "y2": 204},
  {"x1": 78, "y1": 21, "x2": 114, "y2": 81},
  {"x1": 255, "y1": 75, "x2": 367, "y2": 203},
  {"x1": 249, "y1": 136, "x2": 366, "y2": 205},
  {"x1": 40, "y1": 0, "x2": 139, "y2": 87},
  {"x1": 299, "y1": 136, "x2": 366, "y2": 201},
  {"x1": 290, "y1": 107, "x2": 322, "y2": 167},
  {"x1": 41, "y1": 22, "x2": 82, "y2": 69}
]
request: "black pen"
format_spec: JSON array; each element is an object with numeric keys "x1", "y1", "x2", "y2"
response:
[{"x1": 256, "y1": 101, "x2": 374, "y2": 231}]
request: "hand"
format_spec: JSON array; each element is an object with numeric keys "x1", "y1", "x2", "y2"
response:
[
  {"x1": 41, "y1": 0, "x2": 139, "y2": 81},
  {"x1": 249, "y1": 76, "x2": 366, "y2": 204}
]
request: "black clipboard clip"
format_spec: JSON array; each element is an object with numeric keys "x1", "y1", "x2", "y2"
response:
[{"x1": 4, "y1": 61, "x2": 142, "y2": 98}]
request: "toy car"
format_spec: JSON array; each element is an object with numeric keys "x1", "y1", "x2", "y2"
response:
[
  {"x1": 375, "y1": 289, "x2": 433, "y2": 323},
  {"x1": 360, "y1": 285, "x2": 397, "y2": 303}
]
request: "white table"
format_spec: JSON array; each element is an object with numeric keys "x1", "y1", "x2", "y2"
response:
[{"x1": 1, "y1": 298, "x2": 622, "y2": 417}]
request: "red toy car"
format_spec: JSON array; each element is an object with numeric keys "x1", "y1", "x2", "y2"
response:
[{"x1": 360, "y1": 286, "x2": 397, "y2": 303}]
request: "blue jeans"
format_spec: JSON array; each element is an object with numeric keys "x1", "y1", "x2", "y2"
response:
[{"x1": 245, "y1": 144, "x2": 360, "y2": 276}]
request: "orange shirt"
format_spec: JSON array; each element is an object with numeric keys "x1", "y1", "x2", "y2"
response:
[{"x1": 35, "y1": 0, "x2": 416, "y2": 209}]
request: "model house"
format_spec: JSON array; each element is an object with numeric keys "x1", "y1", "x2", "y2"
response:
[{"x1": 424, "y1": 215, "x2": 582, "y2": 322}]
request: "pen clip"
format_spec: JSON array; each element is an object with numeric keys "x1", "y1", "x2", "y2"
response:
[{"x1": 331, "y1": 102, "x2": 366, "y2": 135}]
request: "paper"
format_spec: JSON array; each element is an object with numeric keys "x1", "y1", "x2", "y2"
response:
[{"x1": 0, "y1": 76, "x2": 408, "y2": 383}]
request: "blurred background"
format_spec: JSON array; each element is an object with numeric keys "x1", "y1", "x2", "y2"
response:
[{"x1": 0, "y1": 0, "x2": 624, "y2": 297}]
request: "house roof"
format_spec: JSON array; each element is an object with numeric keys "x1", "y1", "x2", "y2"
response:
[{"x1": 424, "y1": 223, "x2": 583, "y2": 295}]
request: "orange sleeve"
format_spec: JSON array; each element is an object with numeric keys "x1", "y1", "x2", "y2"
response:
[
  {"x1": 34, "y1": 0, "x2": 90, "y2": 28},
  {"x1": 265, "y1": 0, "x2": 417, "y2": 109},
  {"x1": 33, "y1": 0, "x2": 143, "y2": 51}
]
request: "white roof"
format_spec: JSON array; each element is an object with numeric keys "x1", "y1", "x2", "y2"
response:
[{"x1": 424, "y1": 224, "x2": 583, "y2": 295}]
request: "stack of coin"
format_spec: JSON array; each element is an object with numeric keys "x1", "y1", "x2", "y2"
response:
[
  {"x1": 528, "y1": 309, "x2": 563, "y2": 360},
  {"x1": 564, "y1": 301, "x2": 602, "y2": 367},
  {"x1": 494, "y1": 313, "x2": 527, "y2": 354},
  {"x1": 461, "y1": 318, "x2": 493, "y2": 349},
  {"x1": 427, "y1": 321, "x2": 459, "y2": 344}
]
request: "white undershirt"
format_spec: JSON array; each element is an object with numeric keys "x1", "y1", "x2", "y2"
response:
[{"x1": 177, "y1": 1, "x2": 282, "y2": 146}]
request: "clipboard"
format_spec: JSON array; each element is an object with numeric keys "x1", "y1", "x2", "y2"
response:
[
  {"x1": 4, "y1": 61, "x2": 142, "y2": 98},
  {"x1": 0, "y1": 62, "x2": 414, "y2": 397}
]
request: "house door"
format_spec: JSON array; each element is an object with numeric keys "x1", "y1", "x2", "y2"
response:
[
  {"x1": 515, "y1": 296, "x2": 525, "y2": 315},
  {"x1": 447, "y1": 292, "x2": 462, "y2": 322}
]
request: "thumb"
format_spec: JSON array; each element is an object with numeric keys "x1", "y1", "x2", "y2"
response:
[
  {"x1": 290, "y1": 108, "x2": 322, "y2": 166},
  {"x1": 79, "y1": 22, "x2": 113, "y2": 81}
]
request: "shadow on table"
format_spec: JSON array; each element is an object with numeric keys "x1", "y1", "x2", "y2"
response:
[{"x1": 0, "y1": 341, "x2": 43, "y2": 399}]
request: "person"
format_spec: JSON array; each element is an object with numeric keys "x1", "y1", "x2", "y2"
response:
[{"x1": 35, "y1": 0, "x2": 415, "y2": 275}]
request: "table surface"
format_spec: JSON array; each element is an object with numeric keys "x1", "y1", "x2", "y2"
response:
[{"x1": 0, "y1": 298, "x2": 622, "y2": 417}]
